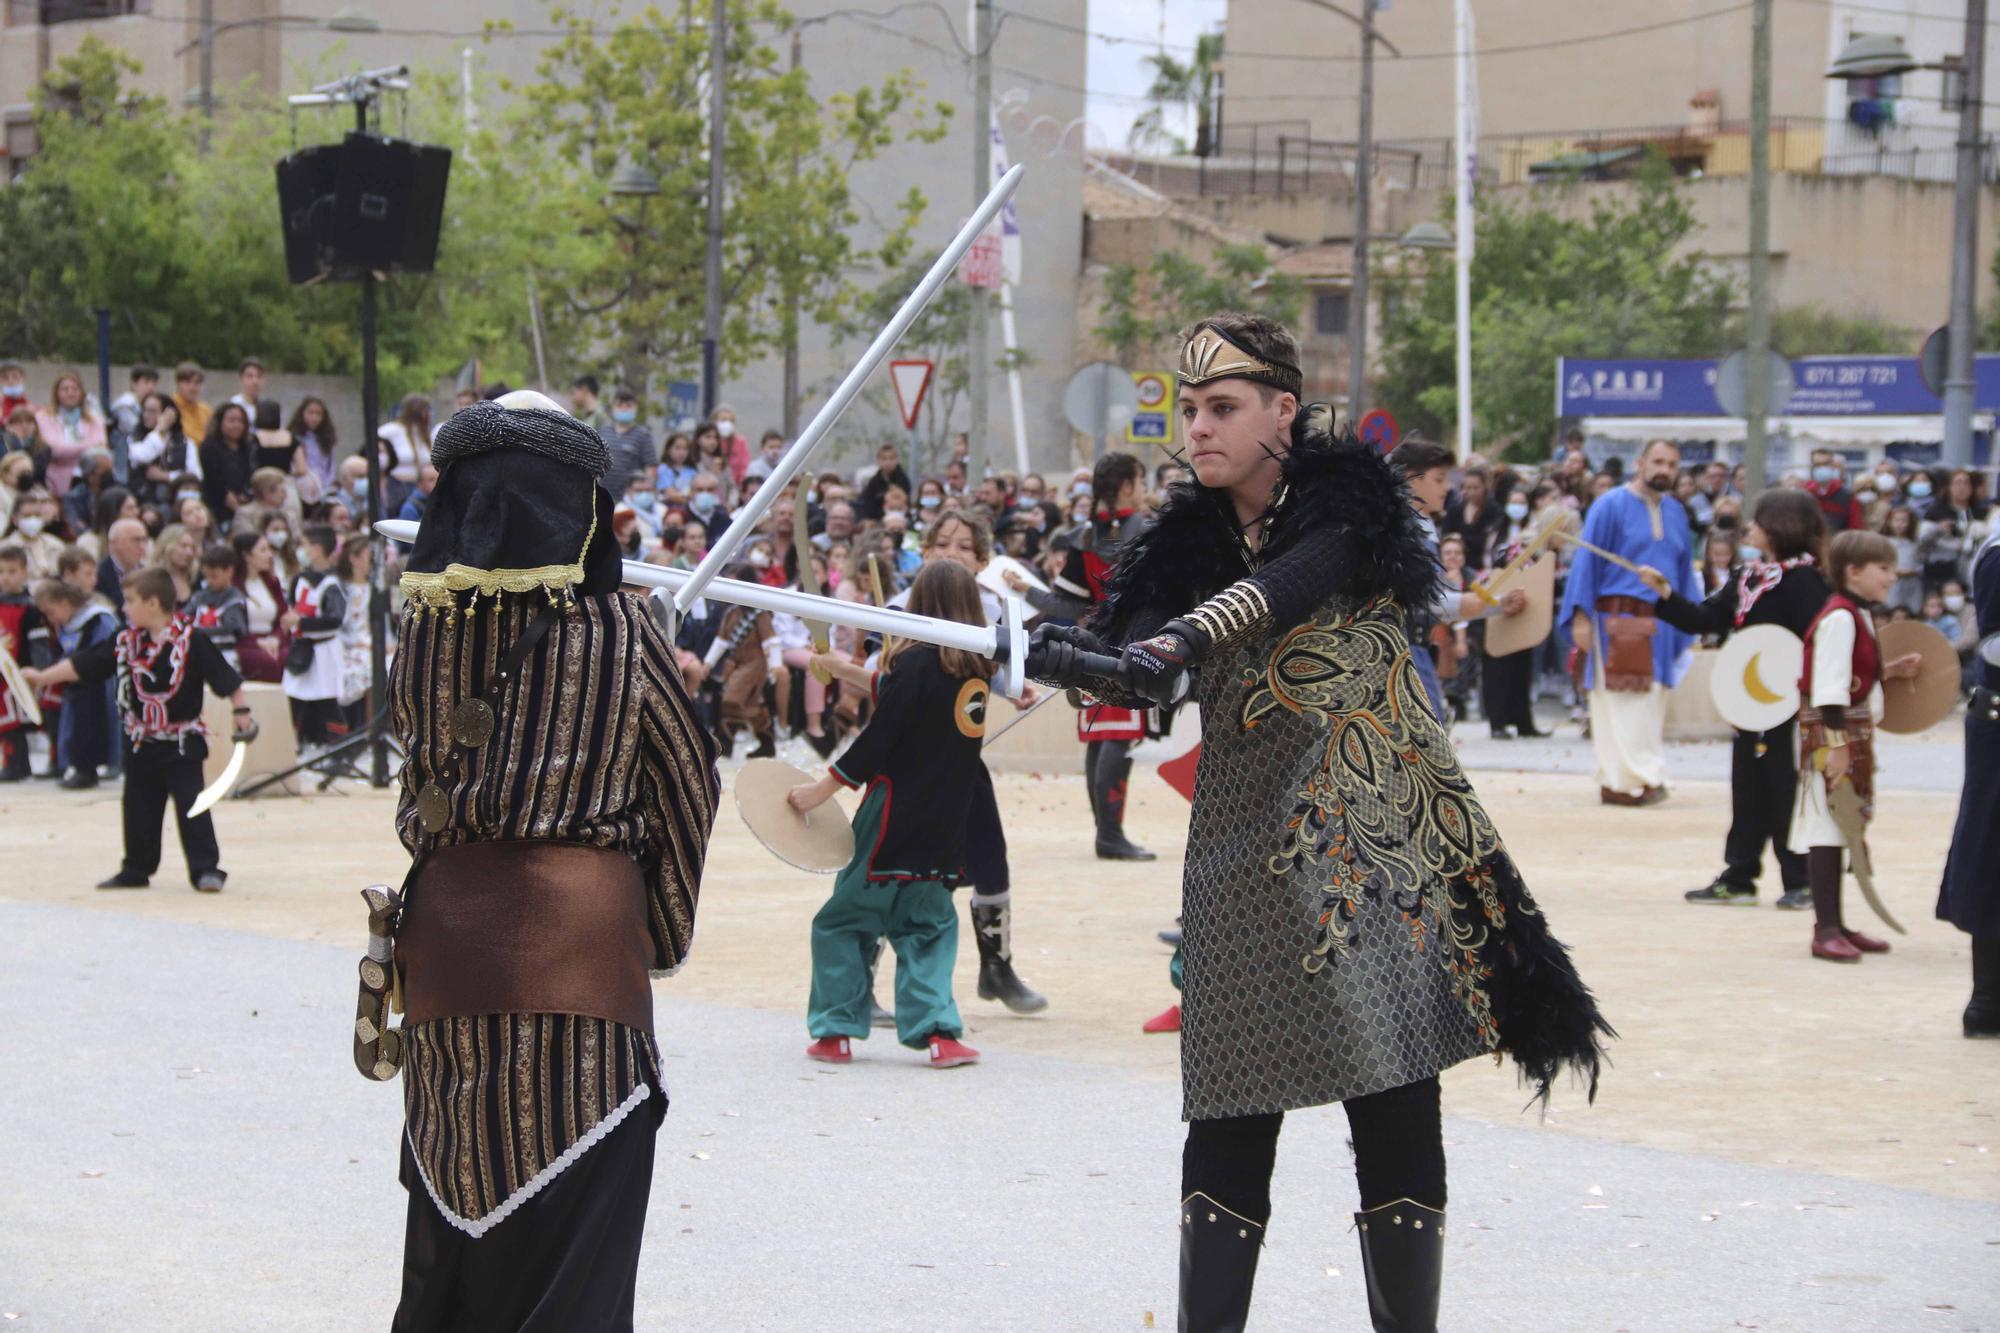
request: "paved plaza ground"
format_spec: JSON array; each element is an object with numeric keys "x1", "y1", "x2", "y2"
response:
[{"x1": 2, "y1": 722, "x2": 1995, "y2": 1330}]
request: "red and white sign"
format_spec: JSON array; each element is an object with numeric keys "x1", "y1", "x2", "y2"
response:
[
  {"x1": 957, "y1": 232, "x2": 1004, "y2": 290},
  {"x1": 889, "y1": 359, "x2": 936, "y2": 430}
]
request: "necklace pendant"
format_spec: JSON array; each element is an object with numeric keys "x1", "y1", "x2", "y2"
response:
[{"x1": 449, "y1": 697, "x2": 495, "y2": 749}]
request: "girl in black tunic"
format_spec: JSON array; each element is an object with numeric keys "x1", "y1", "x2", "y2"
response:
[
  {"x1": 1643, "y1": 489, "x2": 1830, "y2": 910},
  {"x1": 1938, "y1": 528, "x2": 2000, "y2": 1036}
]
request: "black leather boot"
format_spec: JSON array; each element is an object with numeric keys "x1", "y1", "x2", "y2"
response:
[
  {"x1": 1092, "y1": 744, "x2": 1156, "y2": 861},
  {"x1": 1353, "y1": 1199, "x2": 1444, "y2": 1332},
  {"x1": 1179, "y1": 1192, "x2": 1264, "y2": 1333},
  {"x1": 971, "y1": 901, "x2": 1048, "y2": 1014},
  {"x1": 1967, "y1": 935, "x2": 2000, "y2": 1038}
]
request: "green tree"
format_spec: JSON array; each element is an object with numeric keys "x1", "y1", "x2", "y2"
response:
[
  {"x1": 1094, "y1": 243, "x2": 1306, "y2": 369},
  {"x1": 1129, "y1": 31, "x2": 1224, "y2": 157},
  {"x1": 1375, "y1": 169, "x2": 1736, "y2": 460},
  {"x1": 505, "y1": 0, "x2": 951, "y2": 397}
]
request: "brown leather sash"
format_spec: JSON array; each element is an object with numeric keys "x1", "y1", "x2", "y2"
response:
[
  {"x1": 1595, "y1": 595, "x2": 1657, "y2": 692},
  {"x1": 395, "y1": 841, "x2": 654, "y2": 1034},
  {"x1": 1799, "y1": 710, "x2": 1875, "y2": 811}
]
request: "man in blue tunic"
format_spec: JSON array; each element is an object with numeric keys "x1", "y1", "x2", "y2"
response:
[{"x1": 1558, "y1": 438, "x2": 1701, "y2": 805}]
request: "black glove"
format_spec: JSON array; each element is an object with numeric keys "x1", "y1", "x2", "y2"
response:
[
  {"x1": 1121, "y1": 623, "x2": 1196, "y2": 705},
  {"x1": 230, "y1": 707, "x2": 260, "y2": 745},
  {"x1": 1025, "y1": 623, "x2": 1114, "y2": 689}
]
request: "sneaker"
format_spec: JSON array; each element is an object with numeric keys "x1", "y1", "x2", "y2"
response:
[
  {"x1": 194, "y1": 872, "x2": 225, "y2": 894},
  {"x1": 96, "y1": 872, "x2": 150, "y2": 890},
  {"x1": 1157, "y1": 927, "x2": 1183, "y2": 946},
  {"x1": 1774, "y1": 889, "x2": 1813, "y2": 911},
  {"x1": 59, "y1": 769, "x2": 99, "y2": 790},
  {"x1": 805, "y1": 1036, "x2": 852, "y2": 1063},
  {"x1": 1685, "y1": 880, "x2": 1758, "y2": 906},
  {"x1": 927, "y1": 1035, "x2": 980, "y2": 1068},
  {"x1": 1141, "y1": 1003, "x2": 1182, "y2": 1034}
]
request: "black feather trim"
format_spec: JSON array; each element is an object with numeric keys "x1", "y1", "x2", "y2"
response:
[
  {"x1": 1473, "y1": 853, "x2": 1617, "y2": 1109},
  {"x1": 1093, "y1": 416, "x2": 1441, "y2": 645}
]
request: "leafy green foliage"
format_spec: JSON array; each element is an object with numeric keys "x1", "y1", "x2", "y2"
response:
[
  {"x1": 1738, "y1": 305, "x2": 1909, "y2": 359},
  {"x1": 1129, "y1": 30, "x2": 1223, "y2": 157},
  {"x1": 1374, "y1": 170, "x2": 1736, "y2": 460},
  {"x1": 1093, "y1": 243, "x2": 1306, "y2": 369}
]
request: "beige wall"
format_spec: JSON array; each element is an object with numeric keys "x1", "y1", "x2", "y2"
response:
[{"x1": 1222, "y1": 0, "x2": 1838, "y2": 146}]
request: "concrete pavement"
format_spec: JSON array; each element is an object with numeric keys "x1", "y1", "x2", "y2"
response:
[{"x1": 2, "y1": 901, "x2": 1995, "y2": 1332}]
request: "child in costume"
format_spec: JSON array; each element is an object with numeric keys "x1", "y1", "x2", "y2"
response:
[
  {"x1": 788, "y1": 559, "x2": 993, "y2": 1069},
  {"x1": 0, "y1": 542, "x2": 54, "y2": 780},
  {"x1": 702, "y1": 580, "x2": 779, "y2": 757},
  {"x1": 282, "y1": 524, "x2": 347, "y2": 753},
  {"x1": 24, "y1": 566, "x2": 255, "y2": 892},
  {"x1": 1791, "y1": 529, "x2": 1925, "y2": 962},
  {"x1": 35, "y1": 578, "x2": 118, "y2": 786},
  {"x1": 187, "y1": 543, "x2": 251, "y2": 674}
]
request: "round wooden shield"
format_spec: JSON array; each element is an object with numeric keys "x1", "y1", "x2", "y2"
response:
[
  {"x1": 734, "y1": 758, "x2": 854, "y2": 873},
  {"x1": 1711, "y1": 624, "x2": 1804, "y2": 733},
  {"x1": 1876, "y1": 620, "x2": 1959, "y2": 734}
]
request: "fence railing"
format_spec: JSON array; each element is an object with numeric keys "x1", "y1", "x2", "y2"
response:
[{"x1": 1107, "y1": 116, "x2": 1997, "y2": 198}]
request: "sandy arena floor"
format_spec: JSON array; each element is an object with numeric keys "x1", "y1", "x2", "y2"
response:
[{"x1": 3, "y1": 745, "x2": 1991, "y2": 1207}]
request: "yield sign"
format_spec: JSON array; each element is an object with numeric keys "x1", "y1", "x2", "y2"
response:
[{"x1": 889, "y1": 359, "x2": 935, "y2": 430}]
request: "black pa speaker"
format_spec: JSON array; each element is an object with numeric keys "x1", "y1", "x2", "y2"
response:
[
  {"x1": 275, "y1": 143, "x2": 344, "y2": 285},
  {"x1": 274, "y1": 133, "x2": 452, "y2": 285},
  {"x1": 333, "y1": 133, "x2": 452, "y2": 275}
]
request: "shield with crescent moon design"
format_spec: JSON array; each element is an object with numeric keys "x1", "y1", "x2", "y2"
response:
[{"x1": 1711, "y1": 624, "x2": 1805, "y2": 732}]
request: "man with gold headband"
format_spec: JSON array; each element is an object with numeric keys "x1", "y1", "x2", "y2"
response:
[
  {"x1": 1027, "y1": 315, "x2": 1611, "y2": 1332},
  {"x1": 377, "y1": 391, "x2": 719, "y2": 1329}
]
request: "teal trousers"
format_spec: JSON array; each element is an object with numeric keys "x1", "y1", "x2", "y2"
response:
[{"x1": 807, "y1": 787, "x2": 964, "y2": 1049}]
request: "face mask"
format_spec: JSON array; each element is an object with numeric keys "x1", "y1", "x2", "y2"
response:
[
  {"x1": 691, "y1": 492, "x2": 719, "y2": 515},
  {"x1": 1909, "y1": 481, "x2": 1933, "y2": 499},
  {"x1": 1738, "y1": 543, "x2": 1762, "y2": 563},
  {"x1": 612, "y1": 408, "x2": 637, "y2": 425},
  {"x1": 1505, "y1": 501, "x2": 1529, "y2": 521},
  {"x1": 16, "y1": 516, "x2": 44, "y2": 537},
  {"x1": 631, "y1": 492, "x2": 656, "y2": 512},
  {"x1": 920, "y1": 495, "x2": 941, "y2": 509},
  {"x1": 1876, "y1": 474, "x2": 1898, "y2": 492},
  {"x1": 1945, "y1": 593, "x2": 1966, "y2": 612},
  {"x1": 1071, "y1": 481, "x2": 1091, "y2": 498},
  {"x1": 1855, "y1": 492, "x2": 1876, "y2": 506},
  {"x1": 884, "y1": 507, "x2": 907, "y2": 522},
  {"x1": 266, "y1": 529, "x2": 289, "y2": 548},
  {"x1": 351, "y1": 480, "x2": 369, "y2": 500},
  {"x1": 1812, "y1": 466, "x2": 1839, "y2": 484},
  {"x1": 749, "y1": 550, "x2": 771, "y2": 570},
  {"x1": 177, "y1": 490, "x2": 201, "y2": 504},
  {"x1": 716, "y1": 421, "x2": 735, "y2": 438}
]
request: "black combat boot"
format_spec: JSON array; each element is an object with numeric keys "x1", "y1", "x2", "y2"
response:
[
  {"x1": 971, "y1": 901, "x2": 1048, "y2": 1014},
  {"x1": 1092, "y1": 744, "x2": 1155, "y2": 861},
  {"x1": 1178, "y1": 1193, "x2": 1264, "y2": 1333},
  {"x1": 1353, "y1": 1199, "x2": 1444, "y2": 1332},
  {"x1": 1967, "y1": 935, "x2": 2000, "y2": 1038}
]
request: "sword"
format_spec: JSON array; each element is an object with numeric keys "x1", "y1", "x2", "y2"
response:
[
  {"x1": 793, "y1": 499, "x2": 831, "y2": 684},
  {"x1": 675, "y1": 163, "x2": 1028, "y2": 614},
  {"x1": 353, "y1": 884, "x2": 406, "y2": 1081},
  {"x1": 981, "y1": 686, "x2": 1058, "y2": 749},
  {"x1": 0, "y1": 628, "x2": 42, "y2": 727},
  {"x1": 1826, "y1": 780, "x2": 1906, "y2": 935},
  {"x1": 187, "y1": 740, "x2": 247, "y2": 818},
  {"x1": 379, "y1": 519, "x2": 1037, "y2": 697}
]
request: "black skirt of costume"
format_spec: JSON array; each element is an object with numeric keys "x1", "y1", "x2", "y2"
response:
[
  {"x1": 393, "y1": 1085, "x2": 662, "y2": 1333},
  {"x1": 1938, "y1": 537, "x2": 2000, "y2": 937}
]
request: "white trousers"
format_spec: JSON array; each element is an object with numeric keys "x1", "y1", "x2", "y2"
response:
[{"x1": 1588, "y1": 683, "x2": 1667, "y2": 797}]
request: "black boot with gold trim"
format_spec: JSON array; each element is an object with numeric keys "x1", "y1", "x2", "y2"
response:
[
  {"x1": 1178, "y1": 1191, "x2": 1264, "y2": 1333},
  {"x1": 1352, "y1": 1198, "x2": 1444, "y2": 1332}
]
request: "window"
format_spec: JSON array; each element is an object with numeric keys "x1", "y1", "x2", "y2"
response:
[
  {"x1": 1314, "y1": 291, "x2": 1351, "y2": 336},
  {"x1": 39, "y1": 1, "x2": 146, "y2": 22}
]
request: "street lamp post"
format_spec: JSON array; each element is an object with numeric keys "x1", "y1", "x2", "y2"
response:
[
  {"x1": 608, "y1": 164, "x2": 663, "y2": 406},
  {"x1": 1828, "y1": 18, "x2": 1987, "y2": 471}
]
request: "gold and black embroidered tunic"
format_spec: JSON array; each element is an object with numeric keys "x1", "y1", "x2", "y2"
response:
[{"x1": 389, "y1": 590, "x2": 719, "y2": 1233}]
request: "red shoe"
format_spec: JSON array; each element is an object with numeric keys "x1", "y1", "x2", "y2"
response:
[
  {"x1": 1142, "y1": 1003, "x2": 1182, "y2": 1034},
  {"x1": 1843, "y1": 929, "x2": 1891, "y2": 954},
  {"x1": 1811, "y1": 932, "x2": 1862, "y2": 963},
  {"x1": 805, "y1": 1036, "x2": 852, "y2": 1063},
  {"x1": 927, "y1": 1035, "x2": 980, "y2": 1068}
]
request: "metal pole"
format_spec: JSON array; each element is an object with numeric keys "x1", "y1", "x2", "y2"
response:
[
  {"x1": 1451, "y1": 0, "x2": 1473, "y2": 462},
  {"x1": 357, "y1": 94, "x2": 389, "y2": 789},
  {"x1": 1743, "y1": 0, "x2": 1773, "y2": 493},
  {"x1": 969, "y1": 0, "x2": 993, "y2": 454},
  {"x1": 197, "y1": 0, "x2": 215, "y2": 156},
  {"x1": 783, "y1": 27, "x2": 802, "y2": 439},
  {"x1": 1345, "y1": 0, "x2": 1375, "y2": 420},
  {"x1": 702, "y1": 0, "x2": 727, "y2": 418},
  {"x1": 94, "y1": 308, "x2": 119, "y2": 482},
  {"x1": 1943, "y1": 0, "x2": 1986, "y2": 472}
]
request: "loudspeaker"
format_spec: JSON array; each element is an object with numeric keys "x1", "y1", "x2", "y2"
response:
[
  {"x1": 333, "y1": 132, "x2": 452, "y2": 275},
  {"x1": 274, "y1": 133, "x2": 452, "y2": 285},
  {"x1": 275, "y1": 143, "x2": 344, "y2": 285}
]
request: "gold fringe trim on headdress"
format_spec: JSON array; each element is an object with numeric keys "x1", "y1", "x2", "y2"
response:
[{"x1": 398, "y1": 510, "x2": 599, "y2": 610}]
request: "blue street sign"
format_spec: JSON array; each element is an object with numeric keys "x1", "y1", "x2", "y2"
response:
[
  {"x1": 665, "y1": 380, "x2": 701, "y2": 426},
  {"x1": 1558, "y1": 354, "x2": 2000, "y2": 418}
]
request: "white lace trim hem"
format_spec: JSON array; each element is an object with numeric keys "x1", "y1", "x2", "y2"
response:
[{"x1": 407, "y1": 1080, "x2": 651, "y2": 1239}]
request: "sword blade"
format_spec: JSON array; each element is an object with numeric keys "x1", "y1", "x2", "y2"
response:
[
  {"x1": 1827, "y1": 782, "x2": 1906, "y2": 935},
  {"x1": 674, "y1": 163, "x2": 1028, "y2": 613},
  {"x1": 188, "y1": 740, "x2": 248, "y2": 818}
]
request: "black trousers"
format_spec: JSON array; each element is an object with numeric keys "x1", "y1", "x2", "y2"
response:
[
  {"x1": 1722, "y1": 721, "x2": 1806, "y2": 892},
  {"x1": 394, "y1": 1104, "x2": 657, "y2": 1332},
  {"x1": 1182, "y1": 1077, "x2": 1446, "y2": 1225},
  {"x1": 121, "y1": 738, "x2": 221, "y2": 884},
  {"x1": 1481, "y1": 648, "x2": 1536, "y2": 732}
]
